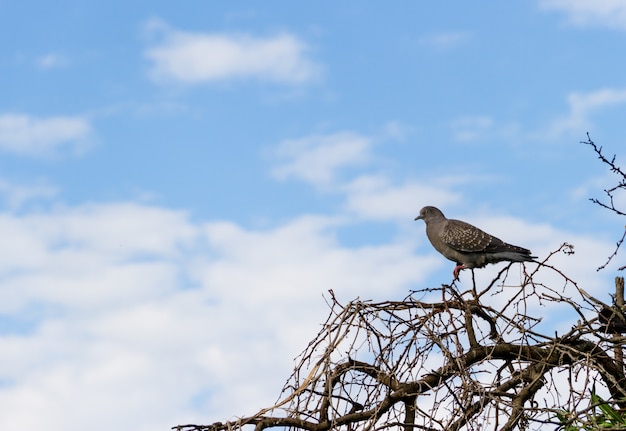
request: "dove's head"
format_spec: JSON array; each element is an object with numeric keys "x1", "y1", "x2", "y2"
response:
[{"x1": 414, "y1": 206, "x2": 445, "y2": 223}]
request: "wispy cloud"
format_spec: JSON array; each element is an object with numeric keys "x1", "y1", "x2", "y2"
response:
[
  {"x1": 545, "y1": 88, "x2": 626, "y2": 138},
  {"x1": 271, "y1": 131, "x2": 372, "y2": 187},
  {"x1": 270, "y1": 129, "x2": 462, "y2": 221},
  {"x1": 342, "y1": 175, "x2": 460, "y2": 221},
  {"x1": 0, "y1": 179, "x2": 57, "y2": 210},
  {"x1": 450, "y1": 89, "x2": 626, "y2": 144},
  {"x1": 143, "y1": 19, "x2": 321, "y2": 85},
  {"x1": 0, "y1": 113, "x2": 92, "y2": 157},
  {"x1": 538, "y1": 0, "x2": 626, "y2": 30}
]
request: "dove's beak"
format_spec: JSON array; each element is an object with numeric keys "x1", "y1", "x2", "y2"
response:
[{"x1": 414, "y1": 215, "x2": 423, "y2": 221}]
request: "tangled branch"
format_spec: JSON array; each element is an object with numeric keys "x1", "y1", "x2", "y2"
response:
[{"x1": 174, "y1": 244, "x2": 626, "y2": 431}]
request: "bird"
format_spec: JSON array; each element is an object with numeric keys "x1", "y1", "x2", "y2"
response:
[{"x1": 415, "y1": 206, "x2": 536, "y2": 279}]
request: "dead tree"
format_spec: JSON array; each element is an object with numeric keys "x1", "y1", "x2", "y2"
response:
[{"x1": 174, "y1": 243, "x2": 626, "y2": 431}]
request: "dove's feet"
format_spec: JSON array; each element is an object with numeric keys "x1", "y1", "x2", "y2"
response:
[{"x1": 453, "y1": 264, "x2": 466, "y2": 280}]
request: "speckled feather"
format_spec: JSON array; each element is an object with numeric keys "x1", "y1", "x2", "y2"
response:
[
  {"x1": 415, "y1": 206, "x2": 535, "y2": 275},
  {"x1": 441, "y1": 219, "x2": 530, "y2": 255}
]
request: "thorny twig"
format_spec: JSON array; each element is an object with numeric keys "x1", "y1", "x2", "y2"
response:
[{"x1": 582, "y1": 133, "x2": 626, "y2": 270}]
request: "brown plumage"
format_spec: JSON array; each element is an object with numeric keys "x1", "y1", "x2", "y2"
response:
[{"x1": 415, "y1": 206, "x2": 536, "y2": 279}]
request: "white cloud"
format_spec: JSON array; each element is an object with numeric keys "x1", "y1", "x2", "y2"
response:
[
  {"x1": 270, "y1": 129, "x2": 468, "y2": 221},
  {"x1": 538, "y1": 0, "x2": 626, "y2": 30},
  {"x1": 342, "y1": 175, "x2": 460, "y2": 221},
  {"x1": 271, "y1": 131, "x2": 372, "y2": 187},
  {"x1": 0, "y1": 203, "x2": 208, "y2": 430},
  {"x1": 0, "y1": 179, "x2": 57, "y2": 210},
  {"x1": 0, "y1": 199, "x2": 435, "y2": 431},
  {"x1": 0, "y1": 203, "x2": 197, "y2": 313},
  {"x1": 144, "y1": 20, "x2": 321, "y2": 85},
  {"x1": 545, "y1": 88, "x2": 626, "y2": 138},
  {"x1": 453, "y1": 89, "x2": 626, "y2": 143},
  {"x1": 0, "y1": 113, "x2": 92, "y2": 157}
]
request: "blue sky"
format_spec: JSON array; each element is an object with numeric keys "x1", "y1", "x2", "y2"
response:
[{"x1": 2, "y1": 1, "x2": 626, "y2": 430}]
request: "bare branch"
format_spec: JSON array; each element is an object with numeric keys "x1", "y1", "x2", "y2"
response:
[
  {"x1": 582, "y1": 133, "x2": 626, "y2": 270},
  {"x1": 175, "y1": 245, "x2": 626, "y2": 431}
]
